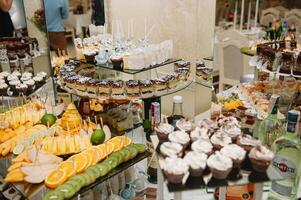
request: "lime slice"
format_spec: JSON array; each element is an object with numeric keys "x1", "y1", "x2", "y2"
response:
[
  {"x1": 26, "y1": 137, "x2": 35, "y2": 145},
  {"x1": 13, "y1": 144, "x2": 24, "y2": 155},
  {"x1": 21, "y1": 140, "x2": 30, "y2": 148}
]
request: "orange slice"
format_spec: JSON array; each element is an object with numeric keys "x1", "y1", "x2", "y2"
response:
[
  {"x1": 83, "y1": 148, "x2": 100, "y2": 165},
  {"x1": 57, "y1": 161, "x2": 76, "y2": 178},
  {"x1": 104, "y1": 141, "x2": 115, "y2": 155},
  {"x1": 121, "y1": 136, "x2": 132, "y2": 147},
  {"x1": 81, "y1": 152, "x2": 93, "y2": 169},
  {"x1": 45, "y1": 168, "x2": 67, "y2": 189},
  {"x1": 89, "y1": 146, "x2": 103, "y2": 163},
  {"x1": 68, "y1": 154, "x2": 88, "y2": 173}
]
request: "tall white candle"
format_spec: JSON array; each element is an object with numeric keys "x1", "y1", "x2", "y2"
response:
[
  {"x1": 254, "y1": 0, "x2": 259, "y2": 27},
  {"x1": 240, "y1": 0, "x2": 245, "y2": 30},
  {"x1": 234, "y1": 0, "x2": 238, "y2": 30},
  {"x1": 247, "y1": 0, "x2": 251, "y2": 30},
  {"x1": 144, "y1": 18, "x2": 147, "y2": 39},
  {"x1": 127, "y1": 20, "x2": 130, "y2": 39},
  {"x1": 131, "y1": 20, "x2": 134, "y2": 38}
]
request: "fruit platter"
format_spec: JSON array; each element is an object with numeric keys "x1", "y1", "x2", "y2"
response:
[{"x1": 0, "y1": 99, "x2": 149, "y2": 199}]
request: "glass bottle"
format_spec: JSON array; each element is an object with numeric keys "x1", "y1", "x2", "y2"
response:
[
  {"x1": 143, "y1": 97, "x2": 160, "y2": 184},
  {"x1": 258, "y1": 95, "x2": 283, "y2": 147},
  {"x1": 268, "y1": 110, "x2": 301, "y2": 200},
  {"x1": 167, "y1": 95, "x2": 184, "y2": 126},
  {"x1": 78, "y1": 96, "x2": 91, "y2": 120}
]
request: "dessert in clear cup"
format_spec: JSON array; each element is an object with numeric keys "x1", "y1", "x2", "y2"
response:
[
  {"x1": 220, "y1": 144, "x2": 246, "y2": 165},
  {"x1": 159, "y1": 141, "x2": 183, "y2": 158},
  {"x1": 168, "y1": 130, "x2": 190, "y2": 149},
  {"x1": 210, "y1": 131, "x2": 232, "y2": 150},
  {"x1": 190, "y1": 126, "x2": 210, "y2": 142},
  {"x1": 191, "y1": 139, "x2": 213, "y2": 155},
  {"x1": 184, "y1": 151, "x2": 207, "y2": 177},
  {"x1": 207, "y1": 151, "x2": 233, "y2": 179},
  {"x1": 176, "y1": 118, "x2": 194, "y2": 133},
  {"x1": 236, "y1": 134, "x2": 260, "y2": 152},
  {"x1": 249, "y1": 145, "x2": 274, "y2": 173},
  {"x1": 155, "y1": 123, "x2": 174, "y2": 142},
  {"x1": 159, "y1": 157, "x2": 189, "y2": 184}
]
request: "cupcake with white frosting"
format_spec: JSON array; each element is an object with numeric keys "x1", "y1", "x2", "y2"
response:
[
  {"x1": 249, "y1": 145, "x2": 274, "y2": 173},
  {"x1": 207, "y1": 151, "x2": 233, "y2": 179},
  {"x1": 159, "y1": 157, "x2": 189, "y2": 184},
  {"x1": 176, "y1": 118, "x2": 194, "y2": 133},
  {"x1": 168, "y1": 130, "x2": 190, "y2": 149},
  {"x1": 155, "y1": 123, "x2": 174, "y2": 142},
  {"x1": 159, "y1": 142, "x2": 183, "y2": 158},
  {"x1": 221, "y1": 124, "x2": 242, "y2": 142},
  {"x1": 220, "y1": 144, "x2": 246, "y2": 165},
  {"x1": 190, "y1": 127, "x2": 209, "y2": 142},
  {"x1": 191, "y1": 139, "x2": 213, "y2": 155},
  {"x1": 184, "y1": 151, "x2": 207, "y2": 176},
  {"x1": 236, "y1": 134, "x2": 260, "y2": 152},
  {"x1": 210, "y1": 131, "x2": 232, "y2": 150},
  {"x1": 83, "y1": 49, "x2": 97, "y2": 64},
  {"x1": 0, "y1": 83, "x2": 8, "y2": 96}
]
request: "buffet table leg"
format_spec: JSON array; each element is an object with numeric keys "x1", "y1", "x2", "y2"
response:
[
  {"x1": 253, "y1": 183, "x2": 264, "y2": 200},
  {"x1": 218, "y1": 187, "x2": 226, "y2": 200},
  {"x1": 157, "y1": 165, "x2": 164, "y2": 200}
]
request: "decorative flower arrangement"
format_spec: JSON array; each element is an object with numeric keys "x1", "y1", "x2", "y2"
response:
[{"x1": 31, "y1": 8, "x2": 46, "y2": 33}]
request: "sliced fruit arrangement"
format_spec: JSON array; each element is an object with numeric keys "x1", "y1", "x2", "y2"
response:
[
  {"x1": 43, "y1": 143, "x2": 146, "y2": 200},
  {"x1": 0, "y1": 124, "x2": 47, "y2": 156},
  {"x1": 0, "y1": 100, "x2": 45, "y2": 130},
  {"x1": 56, "y1": 103, "x2": 82, "y2": 134},
  {"x1": 5, "y1": 147, "x2": 62, "y2": 184},
  {"x1": 41, "y1": 134, "x2": 92, "y2": 155},
  {"x1": 223, "y1": 100, "x2": 244, "y2": 110},
  {"x1": 44, "y1": 136, "x2": 132, "y2": 189},
  {"x1": 13, "y1": 125, "x2": 57, "y2": 155}
]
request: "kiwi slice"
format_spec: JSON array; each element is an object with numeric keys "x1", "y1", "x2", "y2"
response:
[
  {"x1": 85, "y1": 171, "x2": 96, "y2": 185},
  {"x1": 80, "y1": 173, "x2": 92, "y2": 187},
  {"x1": 95, "y1": 163, "x2": 110, "y2": 176},
  {"x1": 110, "y1": 152, "x2": 123, "y2": 164},
  {"x1": 119, "y1": 148, "x2": 131, "y2": 162},
  {"x1": 133, "y1": 144, "x2": 146, "y2": 153},
  {"x1": 55, "y1": 184, "x2": 76, "y2": 199},
  {"x1": 69, "y1": 175, "x2": 86, "y2": 188},
  {"x1": 106, "y1": 156, "x2": 119, "y2": 168},
  {"x1": 65, "y1": 180, "x2": 81, "y2": 192},
  {"x1": 87, "y1": 166, "x2": 101, "y2": 178},
  {"x1": 42, "y1": 190, "x2": 64, "y2": 200},
  {"x1": 125, "y1": 146, "x2": 138, "y2": 159}
]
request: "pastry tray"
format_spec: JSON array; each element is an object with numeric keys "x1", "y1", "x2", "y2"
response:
[
  {"x1": 89, "y1": 58, "x2": 182, "y2": 75},
  {"x1": 155, "y1": 141, "x2": 283, "y2": 192}
]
